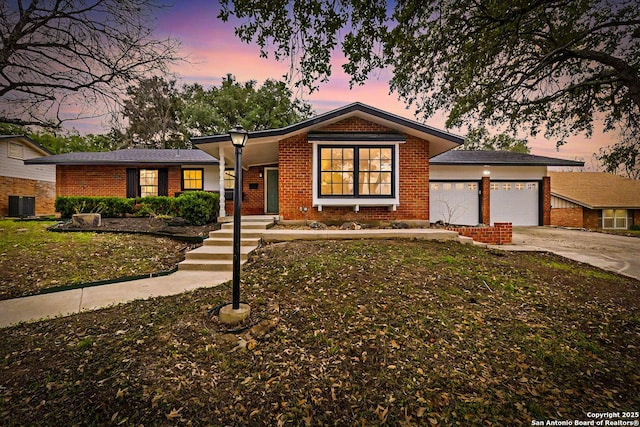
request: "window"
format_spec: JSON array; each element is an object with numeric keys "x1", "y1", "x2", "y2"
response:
[
  {"x1": 139, "y1": 169, "x2": 159, "y2": 197},
  {"x1": 430, "y1": 183, "x2": 440, "y2": 191},
  {"x1": 182, "y1": 169, "x2": 203, "y2": 190},
  {"x1": 8, "y1": 142, "x2": 23, "y2": 159},
  {"x1": 455, "y1": 183, "x2": 465, "y2": 191},
  {"x1": 467, "y1": 183, "x2": 477, "y2": 191},
  {"x1": 527, "y1": 183, "x2": 538, "y2": 191},
  {"x1": 318, "y1": 146, "x2": 394, "y2": 197},
  {"x1": 443, "y1": 183, "x2": 452, "y2": 191},
  {"x1": 603, "y1": 209, "x2": 628, "y2": 229},
  {"x1": 515, "y1": 183, "x2": 525, "y2": 190},
  {"x1": 224, "y1": 170, "x2": 235, "y2": 190},
  {"x1": 490, "y1": 183, "x2": 500, "y2": 191},
  {"x1": 502, "y1": 183, "x2": 512, "y2": 190}
]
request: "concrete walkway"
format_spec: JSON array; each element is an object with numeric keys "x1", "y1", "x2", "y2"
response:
[
  {"x1": 0, "y1": 270, "x2": 230, "y2": 328},
  {"x1": 0, "y1": 226, "x2": 463, "y2": 328}
]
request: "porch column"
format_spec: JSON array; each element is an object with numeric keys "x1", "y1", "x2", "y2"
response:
[
  {"x1": 218, "y1": 149, "x2": 226, "y2": 219},
  {"x1": 542, "y1": 176, "x2": 551, "y2": 226}
]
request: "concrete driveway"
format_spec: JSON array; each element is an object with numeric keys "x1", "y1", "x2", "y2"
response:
[{"x1": 512, "y1": 227, "x2": 640, "y2": 281}]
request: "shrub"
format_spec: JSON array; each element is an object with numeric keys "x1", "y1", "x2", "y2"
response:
[
  {"x1": 55, "y1": 197, "x2": 134, "y2": 218},
  {"x1": 175, "y1": 191, "x2": 219, "y2": 225},
  {"x1": 134, "y1": 196, "x2": 177, "y2": 217},
  {"x1": 630, "y1": 224, "x2": 640, "y2": 231}
]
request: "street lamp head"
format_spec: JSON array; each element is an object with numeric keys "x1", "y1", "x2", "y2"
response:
[{"x1": 229, "y1": 125, "x2": 249, "y2": 148}]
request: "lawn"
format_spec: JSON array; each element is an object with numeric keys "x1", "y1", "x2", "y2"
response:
[
  {"x1": 0, "y1": 220, "x2": 190, "y2": 300},
  {"x1": 1, "y1": 239, "x2": 639, "y2": 426}
]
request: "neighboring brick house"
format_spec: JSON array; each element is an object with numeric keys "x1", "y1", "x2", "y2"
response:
[
  {"x1": 549, "y1": 172, "x2": 640, "y2": 230},
  {"x1": 24, "y1": 149, "x2": 220, "y2": 201},
  {"x1": 1, "y1": 135, "x2": 55, "y2": 216},
  {"x1": 193, "y1": 102, "x2": 582, "y2": 225}
]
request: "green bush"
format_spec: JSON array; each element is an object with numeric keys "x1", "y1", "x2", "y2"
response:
[
  {"x1": 134, "y1": 196, "x2": 177, "y2": 217},
  {"x1": 175, "y1": 191, "x2": 219, "y2": 225},
  {"x1": 55, "y1": 197, "x2": 134, "y2": 218},
  {"x1": 630, "y1": 224, "x2": 640, "y2": 231}
]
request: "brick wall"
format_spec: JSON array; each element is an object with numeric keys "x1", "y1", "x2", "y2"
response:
[
  {"x1": 542, "y1": 176, "x2": 551, "y2": 226},
  {"x1": 447, "y1": 222, "x2": 512, "y2": 244},
  {"x1": 0, "y1": 176, "x2": 56, "y2": 216},
  {"x1": 57, "y1": 165, "x2": 182, "y2": 198},
  {"x1": 583, "y1": 209, "x2": 600, "y2": 229},
  {"x1": 277, "y1": 117, "x2": 431, "y2": 221},
  {"x1": 551, "y1": 207, "x2": 584, "y2": 228},
  {"x1": 225, "y1": 166, "x2": 267, "y2": 216},
  {"x1": 481, "y1": 176, "x2": 490, "y2": 224}
]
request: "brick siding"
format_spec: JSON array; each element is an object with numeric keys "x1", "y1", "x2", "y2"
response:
[
  {"x1": 551, "y1": 207, "x2": 584, "y2": 228},
  {"x1": 542, "y1": 176, "x2": 551, "y2": 226},
  {"x1": 57, "y1": 165, "x2": 182, "y2": 198},
  {"x1": 0, "y1": 176, "x2": 56, "y2": 216},
  {"x1": 447, "y1": 222, "x2": 512, "y2": 244},
  {"x1": 225, "y1": 166, "x2": 269, "y2": 216},
  {"x1": 583, "y1": 209, "x2": 600, "y2": 229},
  {"x1": 481, "y1": 176, "x2": 491, "y2": 224},
  {"x1": 277, "y1": 117, "x2": 431, "y2": 221}
]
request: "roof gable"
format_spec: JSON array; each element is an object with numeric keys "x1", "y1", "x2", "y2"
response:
[
  {"x1": 192, "y1": 102, "x2": 464, "y2": 161},
  {"x1": 0, "y1": 134, "x2": 52, "y2": 156},
  {"x1": 550, "y1": 172, "x2": 640, "y2": 209}
]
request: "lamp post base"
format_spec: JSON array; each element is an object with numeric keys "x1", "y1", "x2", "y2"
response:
[{"x1": 219, "y1": 303, "x2": 251, "y2": 325}]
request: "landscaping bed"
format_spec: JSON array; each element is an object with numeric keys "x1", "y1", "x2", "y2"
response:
[
  {"x1": 0, "y1": 220, "x2": 208, "y2": 300},
  {"x1": 1, "y1": 239, "x2": 638, "y2": 425},
  {"x1": 54, "y1": 217, "x2": 220, "y2": 239}
]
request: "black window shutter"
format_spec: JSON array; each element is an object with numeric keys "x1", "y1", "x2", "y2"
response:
[
  {"x1": 158, "y1": 168, "x2": 169, "y2": 196},
  {"x1": 126, "y1": 168, "x2": 138, "y2": 198}
]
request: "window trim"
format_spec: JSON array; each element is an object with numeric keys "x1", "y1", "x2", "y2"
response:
[
  {"x1": 181, "y1": 168, "x2": 204, "y2": 191},
  {"x1": 312, "y1": 142, "x2": 400, "y2": 208}
]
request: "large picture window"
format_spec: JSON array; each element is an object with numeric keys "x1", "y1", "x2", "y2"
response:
[
  {"x1": 182, "y1": 169, "x2": 203, "y2": 190},
  {"x1": 319, "y1": 145, "x2": 394, "y2": 198}
]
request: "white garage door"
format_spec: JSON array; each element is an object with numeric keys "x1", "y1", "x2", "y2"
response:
[
  {"x1": 429, "y1": 182, "x2": 479, "y2": 225},
  {"x1": 490, "y1": 181, "x2": 539, "y2": 226}
]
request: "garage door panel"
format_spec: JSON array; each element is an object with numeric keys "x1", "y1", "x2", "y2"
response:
[
  {"x1": 430, "y1": 182, "x2": 479, "y2": 225},
  {"x1": 490, "y1": 181, "x2": 539, "y2": 226}
]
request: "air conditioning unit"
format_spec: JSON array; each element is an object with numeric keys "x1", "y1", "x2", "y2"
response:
[{"x1": 8, "y1": 196, "x2": 35, "y2": 217}]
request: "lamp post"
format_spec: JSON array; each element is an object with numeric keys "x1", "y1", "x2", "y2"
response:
[{"x1": 229, "y1": 125, "x2": 248, "y2": 311}]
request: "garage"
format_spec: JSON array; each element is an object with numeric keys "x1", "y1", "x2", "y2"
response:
[
  {"x1": 490, "y1": 181, "x2": 540, "y2": 226},
  {"x1": 429, "y1": 181, "x2": 480, "y2": 225}
]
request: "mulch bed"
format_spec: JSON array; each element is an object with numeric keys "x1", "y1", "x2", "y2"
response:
[{"x1": 55, "y1": 217, "x2": 220, "y2": 239}]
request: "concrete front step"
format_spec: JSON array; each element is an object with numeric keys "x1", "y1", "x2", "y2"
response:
[
  {"x1": 221, "y1": 221, "x2": 273, "y2": 230},
  {"x1": 179, "y1": 259, "x2": 247, "y2": 271},
  {"x1": 185, "y1": 245, "x2": 253, "y2": 261},
  {"x1": 211, "y1": 230, "x2": 265, "y2": 239},
  {"x1": 203, "y1": 237, "x2": 261, "y2": 247}
]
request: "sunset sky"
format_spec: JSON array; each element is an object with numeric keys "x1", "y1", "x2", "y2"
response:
[{"x1": 90, "y1": 0, "x2": 617, "y2": 166}]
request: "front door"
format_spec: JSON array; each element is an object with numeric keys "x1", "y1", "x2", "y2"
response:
[{"x1": 265, "y1": 168, "x2": 279, "y2": 214}]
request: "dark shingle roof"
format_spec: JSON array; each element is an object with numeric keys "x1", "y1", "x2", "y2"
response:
[
  {"x1": 24, "y1": 149, "x2": 218, "y2": 165},
  {"x1": 430, "y1": 150, "x2": 584, "y2": 166}
]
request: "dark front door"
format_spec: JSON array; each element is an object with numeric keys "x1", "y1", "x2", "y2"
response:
[{"x1": 266, "y1": 169, "x2": 279, "y2": 214}]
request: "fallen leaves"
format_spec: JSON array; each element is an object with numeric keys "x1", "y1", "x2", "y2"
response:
[{"x1": 1, "y1": 240, "x2": 639, "y2": 426}]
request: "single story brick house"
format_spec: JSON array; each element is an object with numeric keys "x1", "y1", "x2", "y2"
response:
[
  {"x1": 24, "y1": 149, "x2": 220, "y2": 199},
  {"x1": 1, "y1": 135, "x2": 56, "y2": 216},
  {"x1": 193, "y1": 102, "x2": 583, "y2": 225},
  {"x1": 549, "y1": 172, "x2": 640, "y2": 229}
]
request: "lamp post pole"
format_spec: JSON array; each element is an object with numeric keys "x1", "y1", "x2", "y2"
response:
[
  {"x1": 232, "y1": 143, "x2": 243, "y2": 309},
  {"x1": 228, "y1": 125, "x2": 248, "y2": 311}
]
